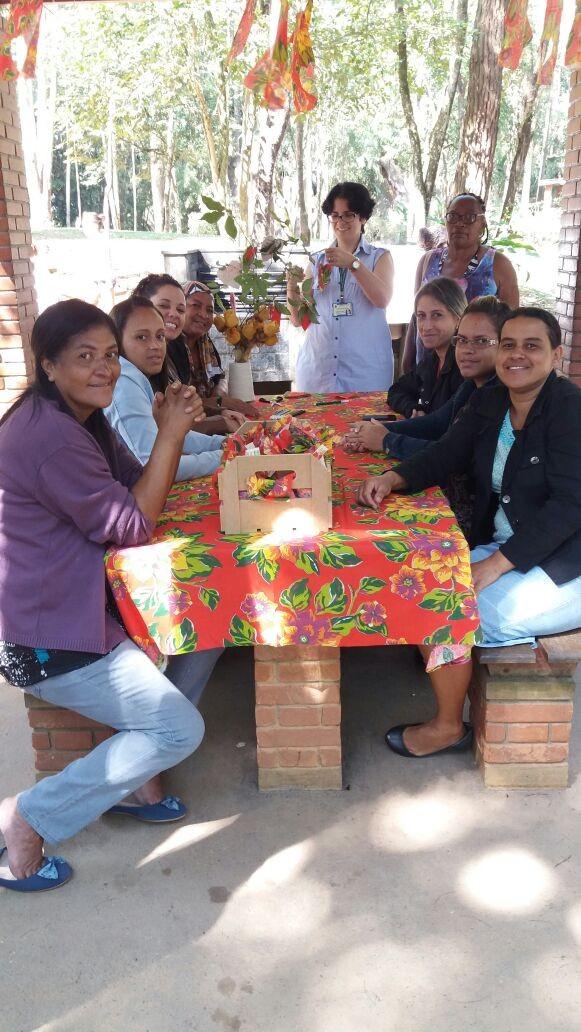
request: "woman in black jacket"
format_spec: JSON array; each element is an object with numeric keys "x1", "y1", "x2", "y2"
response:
[
  {"x1": 387, "y1": 276, "x2": 466, "y2": 418},
  {"x1": 359, "y1": 308, "x2": 581, "y2": 759}
]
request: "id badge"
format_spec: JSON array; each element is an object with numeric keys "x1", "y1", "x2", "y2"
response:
[{"x1": 332, "y1": 301, "x2": 353, "y2": 318}]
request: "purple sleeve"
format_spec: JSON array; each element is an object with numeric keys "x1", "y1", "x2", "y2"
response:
[{"x1": 35, "y1": 439, "x2": 154, "y2": 547}]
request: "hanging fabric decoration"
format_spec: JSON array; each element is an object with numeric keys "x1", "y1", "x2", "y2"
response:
[
  {"x1": 537, "y1": 0, "x2": 563, "y2": 85},
  {"x1": 227, "y1": 0, "x2": 257, "y2": 64},
  {"x1": 244, "y1": 0, "x2": 292, "y2": 109},
  {"x1": 291, "y1": 0, "x2": 317, "y2": 113},
  {"x1": 499, "y1": 0, "x2": 533, "y2": 69},
  {"x1": 564, "y1": 10, "x2": 581, "y2": 68},
  {"x1": 0, "y1": 0, "x2": 43, "y2": 81},
  {"x1": 230, "y1": 0, "x2": 317, "y2": 113}
]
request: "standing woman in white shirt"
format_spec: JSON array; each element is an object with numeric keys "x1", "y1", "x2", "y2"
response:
[{"x1": 287, "y1": 182, "x2": 394, "y2": 393}]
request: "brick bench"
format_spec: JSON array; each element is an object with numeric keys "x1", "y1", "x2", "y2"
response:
[
  {"x1": 470, "y1": 631, "x2": 580, "y2": 788},
  {"x1": 24, "y1": 694, "x2": 115, "y2": 779}
]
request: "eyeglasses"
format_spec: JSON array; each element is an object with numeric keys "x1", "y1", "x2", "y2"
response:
[
  {"x1": 452, "y1": 334, "x2": 498, "y2": 349},
  {"x1": 329, "y1": 212, "x2": 357, "y2": 225},
  {"x1": 445, "y1": 212, "x2": 485, "y2": 226}
]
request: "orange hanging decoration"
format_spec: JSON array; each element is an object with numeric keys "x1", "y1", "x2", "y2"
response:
[
  {"x1": 537, "y1": 0, "x2": 563, "y2": 85},
  {"x1": 291, "y1": 0, "x2": 317, "y2": 113},
  {"x1": 244, "y1": 0, "x2": 291, "y2": 110},
  {"x1": 0, "y1": 0, "x2": 43, "y2": 81},
  {"x1": 499, "y1": 0, "x2": 533, "y2": 69},
  {"x1": 227, "y1": 0, "x2": 257, "y2": 64},
  {"x1": 565, "y1": 11, "x2": 581, "y2": 68}
]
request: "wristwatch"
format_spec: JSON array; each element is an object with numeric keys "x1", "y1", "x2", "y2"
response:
[{"x1": 351, "y1": 258, "x2": 361, "y2": 271}]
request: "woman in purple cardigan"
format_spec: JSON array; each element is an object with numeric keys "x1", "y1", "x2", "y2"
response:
[{"x1": 0, "y1": 300, "x2": 222, "y2": 893}]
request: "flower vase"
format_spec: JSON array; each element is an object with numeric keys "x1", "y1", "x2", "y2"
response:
[{"x1": 227, "y1": 360, "x2": 255, "y2": 403}]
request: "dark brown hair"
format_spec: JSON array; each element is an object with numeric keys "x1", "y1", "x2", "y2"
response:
[{"x1": 109, "y1": 295, "x2": 169, "y2": 394}]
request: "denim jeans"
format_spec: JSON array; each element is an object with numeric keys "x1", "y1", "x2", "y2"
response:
[
  {"x1": 17, "y1": 640, "x2": 222, "y2": 844},
  {"x1": 472, "y1": 543, "x2": 581, "y2": 647}
]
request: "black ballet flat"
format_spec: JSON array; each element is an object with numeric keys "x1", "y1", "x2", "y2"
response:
[{"x1": 385, "y1": 722, "x2": 474, "y2": 758}]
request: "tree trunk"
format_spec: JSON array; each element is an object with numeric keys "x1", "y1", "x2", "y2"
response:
[
  {"x1": 395, "y1": 0, "x2": 469, "y2": 219},
  {"x1": 131, "y1": 143, "x2": 137, "y2": 233},
  {"x1": 249, "y1": 105, "x2": 291, "y2": 239},
  {"x1": 149, "y1": 129, "x2": 165, "y2": 233},
  {"x1": 295, "y1": 117, "x2": 310, "y2": 244},
  {"x1": 238, "y1": 88, "x2": 256, "y2": 235},
  {"x1": 453, "y1": 0, "x2": 506, "y2": 202},
  {"x1": 17, "y1": 57, "x2": 57, "y2": 228},
  {"x1": 501, "y1": 71, "x2": 540, "y2": 223},
  {"x1": 65, "y1": 128, "x2": 71, "y2": 228},
  {"x1": 74, "y1": 157, "x2": 82, "y2": 225}
]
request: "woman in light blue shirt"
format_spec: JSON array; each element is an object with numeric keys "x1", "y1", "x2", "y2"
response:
[
  {"x1": 106, "y1": 297, "x2": 224, "y2": 480},
  {"x1": 287, "y1": 182, "x2": 394, "y2": 393}
]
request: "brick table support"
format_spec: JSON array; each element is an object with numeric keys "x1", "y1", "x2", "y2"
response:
[
  {"x1": 557, "y1": 67, "x2": 581, "y2": 384},
  {"x1": 24, "y1": 694, "x2": 116, "y2": 779},
  {"x1": 469, "y1": 640, "x2": 577, "y2": 789},
  {"x1": 254, "y1": 645, "x2": 342, "y2": 789},
  {"x1": 0, "y1": 73, "x2": 37, "y2": 414}
]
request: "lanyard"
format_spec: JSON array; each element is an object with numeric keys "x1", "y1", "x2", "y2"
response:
[{"x1": 338, "y1": 267, "x2": 347, "y2": 300}]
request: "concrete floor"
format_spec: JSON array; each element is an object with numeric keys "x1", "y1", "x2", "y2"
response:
[{"x1": 2, "y1": 646, "x2": 581, "y2": 1032}]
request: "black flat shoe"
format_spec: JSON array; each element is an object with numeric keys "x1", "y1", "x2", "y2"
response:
[{"x1": 385, "y1": 722, "x2": 474, "y2": 758}]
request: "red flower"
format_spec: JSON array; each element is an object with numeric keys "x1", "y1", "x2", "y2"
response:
[
  {"x1": 301, "y1": 313, "x2": 311, "y2": 330},
  {"x1": 243, "y1": 245, "x2": 257, "y2": 263},
  {"x1": 269, "y1": 305, "x2": 282, "y2": 325}
]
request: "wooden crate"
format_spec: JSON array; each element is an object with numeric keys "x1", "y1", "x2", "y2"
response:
[{"x1": 218, "y1": 451, "x2": 332, "y2": 534}]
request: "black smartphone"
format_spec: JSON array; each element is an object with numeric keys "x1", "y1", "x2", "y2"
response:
[{"x1": 362, "y1": 413, "x2": 398, "y2": 422}]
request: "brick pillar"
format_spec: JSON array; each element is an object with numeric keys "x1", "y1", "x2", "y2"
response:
[
  {"x1": 469, "y1": 643, "x2": 576, "y2": 789},
  {"x1": 0, "y1": 75, "x2": 37, "y2": 414},
  {"x1": 557, "y1": 67, "x2": 581, "y2": 384},
  {"x1": 254, "y1": 645, "x2": 342, "y2": 789},
  {"x1": 24, "y1": 694, "x2": 116, "y2": 779}
]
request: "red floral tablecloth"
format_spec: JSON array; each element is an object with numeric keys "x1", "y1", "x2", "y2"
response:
[{"x1": 105, "y1": 393, "x2": 481, "y2": 659}]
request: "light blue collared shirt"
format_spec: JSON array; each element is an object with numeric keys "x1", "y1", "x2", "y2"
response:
[
  {"x1": 105, "y1": 357, "x2": 224, "y2": 481},
  {"x1": 295, "y1": 235, "x2": 393, "y2": 393}
]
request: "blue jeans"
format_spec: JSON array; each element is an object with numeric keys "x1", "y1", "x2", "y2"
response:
[
  {"x1": 17, "y1": 640, "x2": 222, "y2": 844},
  {"x1": 472, "y1": 543, "x2": 581, "y2": 647}
]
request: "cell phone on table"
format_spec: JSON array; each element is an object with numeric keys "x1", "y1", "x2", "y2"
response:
[{"x1": 362, "y1": 413, "x2": 398, "y2": 422}]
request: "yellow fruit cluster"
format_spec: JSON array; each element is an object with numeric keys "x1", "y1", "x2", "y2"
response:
[{"x1": 214, "y1": 305, "x2": 279, "y2": 348}]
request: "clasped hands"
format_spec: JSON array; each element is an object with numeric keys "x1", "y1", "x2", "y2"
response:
[
  {"x1": 152, "y1": 381, "x2": 204, "y2": 437},
  {"x1": 343, "y1": 419, "x2": 388, "y2": 453}
]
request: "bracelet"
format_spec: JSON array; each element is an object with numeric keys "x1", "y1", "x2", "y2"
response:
[{"x1": 215, "y1": 395, "x2": 222, "y2": 409}]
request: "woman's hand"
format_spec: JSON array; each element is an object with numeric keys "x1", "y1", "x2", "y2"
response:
[
  {"x1": 220, "y1": 395, "x2": 260, "y2": 419},
  {"x1": 471, "y1": 551, "x2": 515, "y2": 594},
  {"x1": 324, "y1": 246, "x2": 357, "y2": 269},
  {"x1": 411, "y1": 408, "x2": 426, "y2": 418},
  {"x1": 343, "y1": 419, "x2": 388, "y2": 453},
  {"x1": 153, "y1": 382, "x2": 203, "y2": 440},
  {"x1": 357, "y1": 471, "x2": 405, "y2": 509},
  {"x1": 222, "y1": 409, "x2": 246, "y2": 431}
]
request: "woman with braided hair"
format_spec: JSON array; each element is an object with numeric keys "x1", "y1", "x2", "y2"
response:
[{"x1": 402, "y1": 192, "x2": 519, "y2": 372}]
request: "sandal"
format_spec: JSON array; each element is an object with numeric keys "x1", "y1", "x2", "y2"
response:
[
  {"x1": 106, "y1": 795, "x2": 186, "y2": 823},
  {"x1": 0, "y1": 847, "x2": 73, "y2": 893}
]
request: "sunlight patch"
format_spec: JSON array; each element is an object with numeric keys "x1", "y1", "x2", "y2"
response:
[
  {"x1": 458, "y1": 848, "x2": 556, "y2": 914},
  {"x1": 137, "y1": 815, "x2": 239, "y2": 868},
  {"x1": 370, "y1": 790, "x2": 475, "y2": 852}
]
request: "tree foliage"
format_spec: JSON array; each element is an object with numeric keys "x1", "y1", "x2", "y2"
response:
[{"x1": 28, "y1": 0, "x2": 572, "y2": 241}]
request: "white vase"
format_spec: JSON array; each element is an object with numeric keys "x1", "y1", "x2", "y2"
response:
[{"x1": 227, "y1": 360, "x2": 255, "y2": 402}]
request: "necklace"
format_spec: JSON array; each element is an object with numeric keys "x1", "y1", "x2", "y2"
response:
[{"x1": 437, "y1": 246, "x2": 481, "y2": 278}]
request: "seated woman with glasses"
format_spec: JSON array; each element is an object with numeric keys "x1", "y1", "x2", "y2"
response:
[
  {"x1": 287, "y1": 181, "x2": 395, "y2": 393},
  {"x1": 401, "y1": 192, "x2": 520, "y2": 373},
  {"x1": 344, "y1": 296, "x2": 509, "y2": 458},
  {"x1": 358, "y1": 307, "x2": 581, "y2": 759},
  {"x1": 386, "y1": 277, "x2": 466, "y2": 418}
]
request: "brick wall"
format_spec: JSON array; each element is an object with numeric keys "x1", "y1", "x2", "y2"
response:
[
  {"x1": 0, "y1": 75, "x2": 37, "y2": 415},
  {"x1": 557, "y1": 67, "x2": 581, "y2": 383},
  {"x1": 24, "y1": 693, "x2": 116, "y2": 779}
]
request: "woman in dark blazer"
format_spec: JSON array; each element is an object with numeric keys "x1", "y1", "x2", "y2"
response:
[{"x1": 358, "y1": 308, "x2": 581, "y2": 759}]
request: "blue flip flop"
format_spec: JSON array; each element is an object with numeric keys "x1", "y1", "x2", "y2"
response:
[
  {"x1": 0, "y1": 847, "x2": 73, "y2": 893},
  {"x1": 107, "y1": 795, "x2": 186, "y2": 823}
]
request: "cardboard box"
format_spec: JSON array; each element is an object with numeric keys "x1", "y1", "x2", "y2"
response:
[{"x1": 218, "y1": 451, "x2": 332, "y2": 534}]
